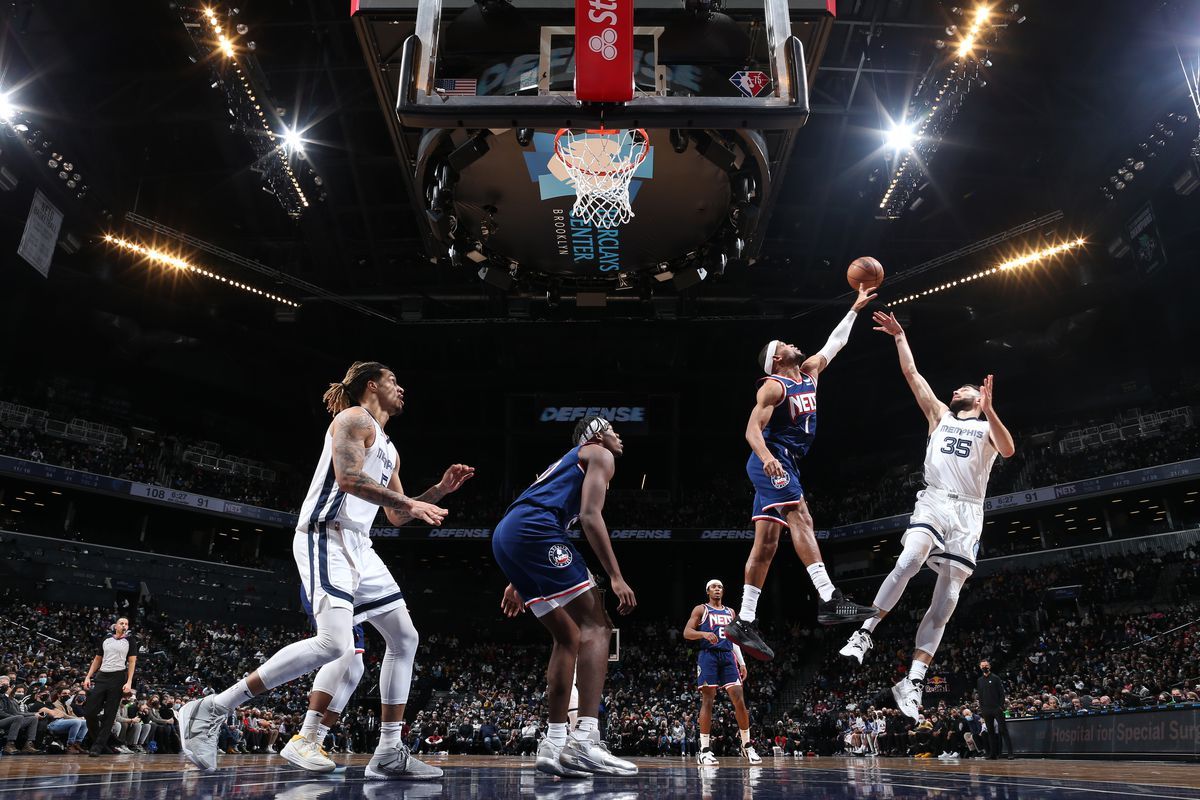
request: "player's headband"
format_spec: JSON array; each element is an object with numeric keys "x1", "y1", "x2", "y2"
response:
[
  {"x1": 577, "y1": 417, "x2": 612, "y2": 446},
  {"x1": 763, "y1": 340, "x2": 780, "y2": 375},
  {"x1": 706, "y1": 579, "x2": 723, "y2": 591}
]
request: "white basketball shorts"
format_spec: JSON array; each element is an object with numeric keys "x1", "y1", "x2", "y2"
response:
[
  {"x1": 901, "y1": 486, "x2": 984, "y2": 576},
  {"x1": 294, "y1": 521, "x2": 406, "y2": 624}
]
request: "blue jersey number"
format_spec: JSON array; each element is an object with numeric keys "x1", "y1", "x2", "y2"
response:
[{"x1": 939, "y1": 437, "x2": 973, "y2": 458}]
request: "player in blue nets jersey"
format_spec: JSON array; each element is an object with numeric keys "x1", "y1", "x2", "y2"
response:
[
  {"x1": 838, "y1": 312, "x2": 1015, "y2": 722},
  {"x1": 684, "y1": 579, "x2": 760, "y2": 765},
  {"x1": 725, "y1": 285, "x2": 879, "y2": 663},
  {"x1": 492, "y1": 415, "x2": 638, "y2": 778}
]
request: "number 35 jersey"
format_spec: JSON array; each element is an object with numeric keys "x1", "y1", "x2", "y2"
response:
[{"x1": 922, "y1": 412, "x2": 999, "y2": 500}]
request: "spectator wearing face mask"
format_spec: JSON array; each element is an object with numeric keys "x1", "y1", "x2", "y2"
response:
[
  {"x1": 0, "y1": 679, "x2": 41, "y2": 754},
  {"x1": 976, "y1": 659, "x2": 1013, "y2": 760},
  {"x1": 27, "y1": 685, "x2": 85, "y2": 753}
]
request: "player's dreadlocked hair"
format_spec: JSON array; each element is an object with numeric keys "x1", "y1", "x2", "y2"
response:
[{"x1": 322, "y1": 361, "x2": 391, "y2": 416}]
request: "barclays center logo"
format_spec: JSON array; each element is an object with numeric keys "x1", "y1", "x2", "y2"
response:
[{"x1": 523, "y1": 131, "x2": 655, "y2": 202}]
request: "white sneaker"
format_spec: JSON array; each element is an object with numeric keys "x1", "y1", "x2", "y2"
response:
[
  {"x1": 742, "y1": 745, "x2": 762, "y2": 765},
  {"x1": 891, "y1": 677, "x2": 923, "y2": 722},
  {"x1": 839, "y1": 629, "x2": 873, "y2": 665},
  {"x1": 114, "y1": 745, "x2": 132, "y2": 754},
  {"x1": 535, "y1": 738, "x2": 591, "y2": 778},
  {"x1": 696, "y1": 748, "x2": 718, "y2": 766},
  {"x1": 280, "y1": 734, "x2": 337, "y2": 773},
  {"x1": 365, "y1": 743, "x2": 443, "y2": 780},
  {"x1": 559, "y1": 738, "x2": 638, "y2": 776},
  {"x1": 178, "y1": 696, "x2": 224, "y2": 771}
]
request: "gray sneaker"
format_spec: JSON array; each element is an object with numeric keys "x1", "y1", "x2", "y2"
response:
[
  {"x1": 559, "y1": 738, "x2": 638, "y2": 776},
  {"x1": 535, "y1": 738, "x2": 592, "y2": 778},
  {"x1": 365, "y1": 743, "x2": 443, "y2": 780},
  {"x1": 178, "y1": 696, "x2": 224, "y2": 771}
]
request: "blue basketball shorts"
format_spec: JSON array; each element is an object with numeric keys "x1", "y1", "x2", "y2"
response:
[
  {"x1": 697, "y1": 649, "x2": 741, "y2": 688},
  {"x1": 746, "y1": 451, "x2": 805, "y2": 526},
  {"x1": 492, "y1": 506, "x2": 594, "y2": 617}
]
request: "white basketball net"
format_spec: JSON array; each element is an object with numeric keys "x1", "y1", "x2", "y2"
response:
[{"x1": 554, "y1": 128, "x2": 649, "y2": 229}]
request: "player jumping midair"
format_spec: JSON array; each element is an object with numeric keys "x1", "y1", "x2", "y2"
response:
[
  {"x1": 838, "y1": 313, "x2": 1015, "y2": 721},
  {"x1": 724, "y1": 285, "x2": 879, "y2": 662}
]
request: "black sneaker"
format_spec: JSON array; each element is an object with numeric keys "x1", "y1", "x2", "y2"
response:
[
  {"x1": 723, "y1": 618, "x2": 775, "y2": 661},
  {"x1": 817, "y1": 590, "x2": 877, "y2": 626}
]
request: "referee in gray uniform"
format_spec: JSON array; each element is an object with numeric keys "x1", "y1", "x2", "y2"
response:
[{"x1": 82, "y1": 616, "x2": 137, "y2": 756}]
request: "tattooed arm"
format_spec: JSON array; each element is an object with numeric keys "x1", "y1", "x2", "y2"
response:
[
  {"x1": 383, "y1": 463, "x2": 474, "y2": 526},
  {"x1": 331, "y1": 407, "x2": 448, "y2": 526}
]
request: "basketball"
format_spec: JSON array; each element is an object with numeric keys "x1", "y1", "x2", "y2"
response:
[{"x1": 847, "y1": 256, "x2": 885, "y2": 291}]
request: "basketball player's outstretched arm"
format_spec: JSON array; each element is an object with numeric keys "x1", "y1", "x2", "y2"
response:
[
  {"x1": 745, "y1": 380, "x2": 787, "y2": 479},
  {"x1": 979, "y1": 374, "x2": 1016, "y2": 458},
  {"x1": 801, "y1": 283, "x2": 877, "y2": 377},
  {"x1": 683, "y1": 605, "x2": 719, "y2": 644},
  {"x1": 577, "y1": 445, "x2": 636, "y2": 614},
  {"x1": 330, "y1": 407, "x2": 448, "y2": 526},
  {"x1": 872, "y1": 311, "x2": 947, "y2": 430},
  {"x1": 383, "y1": 463, "x2": 475, "y2": 526}
]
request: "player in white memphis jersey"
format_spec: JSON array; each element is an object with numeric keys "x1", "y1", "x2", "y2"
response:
[
  {"x1": 838, "y1": 313, "x2": 1015, "y2": 723},
  {"x1": 179, "y1": 361, "x2": 474, "y2": 780}
]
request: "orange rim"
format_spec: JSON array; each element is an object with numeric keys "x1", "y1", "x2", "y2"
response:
[{"x1": 553, "y1": 128, "x2": 649, "y2": 177}]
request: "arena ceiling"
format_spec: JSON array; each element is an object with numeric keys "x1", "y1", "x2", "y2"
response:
[{"x1": 0, "y1": 0, "x2": 1197, "y2": 434}]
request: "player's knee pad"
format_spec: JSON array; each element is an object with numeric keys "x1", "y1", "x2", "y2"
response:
[
  {"x1": 896, "y1": 537, "x2": 931, "y2": 577},
  {"x1": 372, "y1": 605, "x2": 419, "y2": 659},
  {"x1": 311, "y1": 608, "x2": 355, "y2": 662}
]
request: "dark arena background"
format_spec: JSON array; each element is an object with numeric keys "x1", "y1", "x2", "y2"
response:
[{"x1": 1, "y1": 0, "x2": 1199, "y2": 798}]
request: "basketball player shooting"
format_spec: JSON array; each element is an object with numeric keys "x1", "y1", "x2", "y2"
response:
[
  {"x1": 684, "y1": 579, "x2": 760, "y2": 766},
  {"x1": 491, "y1": 415, "x2": 638, "y2": 778},
  {"x1": 179, "y1": 361, "x2": 474, "y2": 780},
  {"x1": 838, "y1": 313, "x2": 1015, "y2": 722},
  {"x1": 724, "y1": 284, "x2": 880, "y2": 663}
]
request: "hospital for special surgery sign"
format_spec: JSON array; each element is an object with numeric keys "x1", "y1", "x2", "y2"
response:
[{"x1": 17, "y1": 189, "x2": 63, "y2": 277}]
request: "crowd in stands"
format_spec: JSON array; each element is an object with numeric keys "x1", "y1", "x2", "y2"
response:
[
  {"x1": 0, "y1": 422, "x2": 296, "y2": 512},
  {"x1": 1, "y1": 536, "x2": 1196, "y2": 761},
  {"x1": 4, "y1": 398, "x2": 1197, "y2": 532},
  {"x1": 793, "y1": 545, "x2": 1200, "y2": 756}
]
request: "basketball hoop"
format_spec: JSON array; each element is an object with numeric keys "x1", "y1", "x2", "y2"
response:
[{"x1": 553, "y1": 128, "x2": 649, "y2": 229}]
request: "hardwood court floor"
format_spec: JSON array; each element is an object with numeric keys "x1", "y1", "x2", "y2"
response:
[{"x1": 0, "y1": 753, "x2": 1196, "y2": 798}]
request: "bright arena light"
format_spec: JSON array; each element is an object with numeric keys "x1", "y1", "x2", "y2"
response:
[
  {"x1": 957, "y1": 5, "x2": 992, "y2": 56},
  {"x1": 283, "y1": 127, "x2": 303, "y2": 154},
  {"x1": 103, "y1": 233, "x2": 300, "y2": 308},
  {"x1": 885, "y1": 123, "x2": 917, "y2": 152},
  {"x1": 887, "y1": 238, "x2": 1086, "y2": 307},
  {"x1": 0, "y1": 92, "x2": 15, "y2": 122}
]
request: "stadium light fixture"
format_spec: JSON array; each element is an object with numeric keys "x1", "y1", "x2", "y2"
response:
[
  {"x1": 283, "y1": 127, "x2": 303, "y2": 155},
  {"x1": 0, "y1": 92, "x2": 15, "y2": 122},
  {"x1": 885, "y1": 122, "x2": 917, "y2": 153},
  {"x1": 887, "y1": 238, "x2": 1085, "y2": 307},
  {"x1": 103, "y1": 233, "x2": 300, "y2": 307}
]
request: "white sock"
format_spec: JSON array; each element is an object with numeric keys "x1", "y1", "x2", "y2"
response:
[
  {"x1": 740, "y1": 729, "x2": 751, "y2": 746},
  {"x1": 571, "y1": 716, "x2": 597, "y2": 742},
  {"x1": 739, "y1": 584, "x2": 761, "y2": 623},
  {"x1": 700, "y1": 733, "x2": 711, "y2": 750},
  {"x1": 806, "y1": 562, "x2": 835, "y2": 603},
  {"x1": 908, "y1": 660, "x2": 928, "y2": 683},
  {"x1": 316, "y1": 723, "x2": 330, "y2": 747},
  {"x1": 212, "y1": 678, "x2": 254, "y2": 712},
  {"x1": 862, "y1": 616, "x2": 881, "y2": 634},
  {"x1": 300, "y1": 710, "x2": 323, "y2": 742},
  {"x1": 377, "y1": 721, "x2": 402, "y2": 751},
  {"x1": 548, "y1": 722, "x2": 568, "y2": 747}
]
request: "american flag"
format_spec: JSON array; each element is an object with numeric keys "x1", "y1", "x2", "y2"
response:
[{"x1": 435, "y1": 78, "x2": 477, "y2": 96}]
